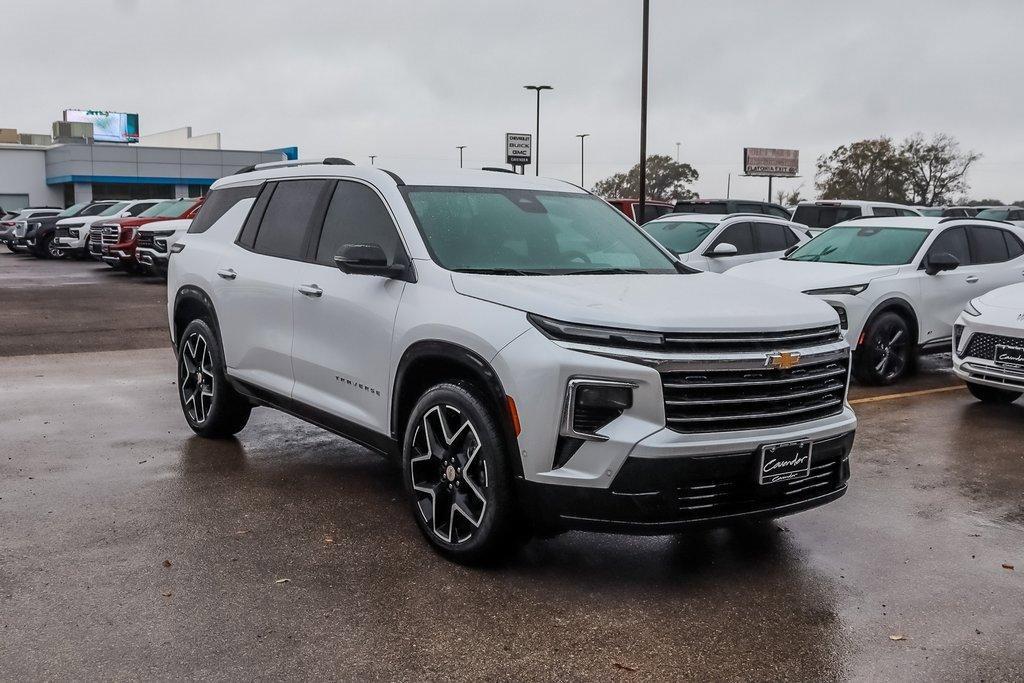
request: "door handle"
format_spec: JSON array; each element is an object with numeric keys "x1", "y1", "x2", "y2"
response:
[
  {"x1": 965, "y1": 275, "x2": 979, "y2": 284},
  {"x1": 216, "y1": 268, "x2": 237, "y2": 280},
  {"x1": 298, "y1": 284, "x2": 323, "y2": 298}
]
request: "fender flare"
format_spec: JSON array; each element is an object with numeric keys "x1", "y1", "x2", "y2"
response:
[
  {"x1": 858, "y1": 296, "x2": 920, "y2": 347},
  {"x1": 171, "y1": 285, "x2": 223, "y2": 349}
]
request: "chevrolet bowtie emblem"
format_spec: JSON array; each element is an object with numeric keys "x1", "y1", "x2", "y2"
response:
[{"x1": 766, "y1": 351, "x2": 801, "y2": 370}]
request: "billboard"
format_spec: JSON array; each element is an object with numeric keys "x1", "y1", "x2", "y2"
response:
[
  {"x1": 506, "y1": 133, "x2": 532, "y2": 166},
  {"x1": 64, "y1": 109, "x2": 140, "y2": 143},
  {"x1": 743, "y1": 147, "x2": 798, "y2": 177}
]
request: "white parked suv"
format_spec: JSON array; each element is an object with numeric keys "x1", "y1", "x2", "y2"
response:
[
  {"x1": 137, "y1": 217, "x2": 191, "y2": 276},
  {"x1": 729, "y1": 217, "x2": 1024, "y2": 384},
  {"x1": 975, "y1": 206, "x2": 1024, "y2": 228},
  {"x1": 168, "y1": 159, "x2": 857, "y2": 561},
  {"x1": 792, "y1": 200, "x2": 922, "y2": 235},
  {"x1": 54, "y1": 199, "x2": 167, "y2": 257},
  {"x1": 953, "y1": 283, "x2": 1024, "y2": 404},
  {"x1": 640, "y1": 213, "x2": 809, "y2": 272}
]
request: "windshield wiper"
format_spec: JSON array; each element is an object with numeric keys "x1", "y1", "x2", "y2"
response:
[
  {"x1": 562, "y1": 268, "x2": 650, "y2": 275},
  {"x1": 452, "y1": 268, "x2": 549, "y2": 276}
]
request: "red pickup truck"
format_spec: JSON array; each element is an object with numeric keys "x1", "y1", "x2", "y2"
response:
[
  {"x1": 91, "y1": 198, "x2": 204, "y2": 271},
  {"x1": 605, "y1": 198, "x2": 674, "y2": 224}
]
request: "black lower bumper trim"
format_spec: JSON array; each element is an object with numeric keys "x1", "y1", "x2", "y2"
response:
[{"x1": 518, "y1": 430, "x2": 854, "y2": 534}]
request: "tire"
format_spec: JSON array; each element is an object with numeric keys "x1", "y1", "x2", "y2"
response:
[
  {"x1": 5, "y1": 243, "x2": 16, "y2": 253},
  {"x1": 854, "y1": 311, "x2": 913, "y2": 385},
  {"x1": 402, "y1": 382, "x2": 518, "y2": 563},
  {"x1": 966, "y1": 382, "x2": 1022, "y2": 404},
  {"x1": 43, "y1": 235, "x2": 63, "y2": 259},
  {"x1": 176, "y1": 318, "x2": 251, "y2": 438}
]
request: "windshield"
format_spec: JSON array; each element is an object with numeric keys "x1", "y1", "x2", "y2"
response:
[
  {"x1": 642, "y1": 220, "x2": 717, "y2": 254},
  {"x1": 919, "y1": 208, "x2": 943, "y2": 217},
  {"x1": 57, "y1": 202, "x2": 90, "y2": 218},
  {"x1": 785, "y1": 225, "x2": 930, "y2": 265},
  {"x1": 99, "y1": 202, "x2": 130, "y2": 216},
  {"x1": 403, "y1": 187, "x2": 678, "y2": 275},
  {"x1": 139, "y1": 199, "x2": 193, "y2": 218},
  {"x1": 976, "y1": 208, "x2": 1010, "y2": 220}
]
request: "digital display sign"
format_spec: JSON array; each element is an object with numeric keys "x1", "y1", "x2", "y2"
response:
[{"x1": 63, "y1": 109, "x2": 140, "y2": 143}]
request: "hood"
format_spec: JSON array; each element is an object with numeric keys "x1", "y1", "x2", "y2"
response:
[
  {"x1": 450, "y1": 272, "x2": 838, "y2": 332},
  {"x1": 726, "y1": 259, "x2": 899, "y2": 293},
  {"x1": 978, "y1": 283, "x2": 1024, "y2": 310},
  {"x1": 138, "y1": 218, "x2": 192, "y2": 233},
  {"x1": 103, "y1": 215, "x2": 177, "y2": 228}
]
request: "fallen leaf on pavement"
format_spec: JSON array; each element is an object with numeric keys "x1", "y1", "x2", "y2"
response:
[
  {"x1": 1002, "y1": 563, "x2": 1014, "y2": 570},
  {"x1": 324, "y1": 536, "x2": 334, "y2": 544},
  {"x1": 162, "y1": 592, "x2": 172, "y2": 597},
  {"x1": 275, "y1": 578, "x2": 291, "y2": 584},
  {"x1": 889, "y1": 634, "x2": 906, "y2": 641},
  {"x1": 613, "y1": 662, "x2": 638, "y2": 672},
  {"x1": 162, "y1": 560, "x2": 172, "y2": 568}
]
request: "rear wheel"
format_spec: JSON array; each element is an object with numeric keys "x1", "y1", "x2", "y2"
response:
[
  {"x1": 966, "y1": 382, "x2": 1022, "y2": 404},
  {"x1": 402, "y1": 382, "x2": 518, "y2": 563},
  {"x1": 177, "y1": 318, "x2": 251, "y2": 438},
  {"x1": 854, "y1": 312, "x2": 912, "y2": 385}
]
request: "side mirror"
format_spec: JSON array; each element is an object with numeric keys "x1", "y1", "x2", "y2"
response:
[
  {"x1": 708, "y1": 242, "x2": 738, "y2": 257},
  {"x1": 925, "y1": 251, "x2": 960, "y2": 276},
  {"x1": 334, "y1": 243, "x2": 413, "y2": 281}
]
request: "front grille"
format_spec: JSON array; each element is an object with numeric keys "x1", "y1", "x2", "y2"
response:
[
  {"x1": 661, "y1": 325, "x2": 842, "y2": 353},
  {"x1": 137, "y1": 232, "x2": 165, "y2": 252},
  {"x1": 101, "y1": 225, "x2": 119, "y2": 246},
  {"x1": 89, "y1": 226, "x2": 105, "y2": 254},
  {"x1": 661, "y1": 355, "x2": 849, "y2": 433},
  {"x1": 964, "y1": 332, "x2": 1024, "y2": 360},
  {"x1": 55, "y1": 227, "x2": 72, "y2": 239}
]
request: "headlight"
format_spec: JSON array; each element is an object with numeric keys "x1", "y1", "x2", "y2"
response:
[
  {"x1": 802, "y1": 284, "x2": 869, "y2": 296},
  {"x1": 963, "y1": 299, "x2": 982, "y2": 317},
  {"x1": 529, "y1": 313, "x2": 663, "y2": 347},
  {"x1": 69, "y1": 229, "x2": 80, "y2": 237}
]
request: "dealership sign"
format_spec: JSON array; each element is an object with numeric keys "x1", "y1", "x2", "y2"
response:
[
  {"x1": 743, "y1": 147, "x2": 799, "y2": 177},
  {"x1": 506, "y1": 133, "x2": 532, "y2": 166}
]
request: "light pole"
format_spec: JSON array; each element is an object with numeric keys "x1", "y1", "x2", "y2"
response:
[
  {"x1": 523, "y1": 84, "x2": 553, "y2": 176},
  {"x1": 456, "y1": 145, "x2": 466, "y2": 168},
  {"x1": 576, "y1": 133, "x2": 590, "y2": 187},
  {"x1": 638, "y1": 0, "x2": 650, "y2": 221},
  {"x1": 369, "y1": 155, "x2": 377, "y2": 165},
  {"x1": 675, "y1": 141, "x2": 681, "y2": 162}
]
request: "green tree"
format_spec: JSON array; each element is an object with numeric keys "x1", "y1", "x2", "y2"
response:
[
  {"x1": 776, "y1": 186, "x2": 802, "y2": 206},
  {"x1": 815, "y1": 137, "x2": 911, "y2": 202},
  {"x1": 963, "y1": 198, "x2": 1005, "y2": 206},
  {"x1": 901, "y1": 133, "x2": 981, "y2": 206},
  {"x1": 592, "y1": 154, "x2": 698, "y2": 201}
]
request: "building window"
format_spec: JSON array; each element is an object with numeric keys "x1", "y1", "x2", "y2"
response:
[
  {"x1": 187, "y1": 184, "x2": 210, "y2": 198},
  {"x1": 91, "y1": 183, "x2": 177, "y2": 201}
]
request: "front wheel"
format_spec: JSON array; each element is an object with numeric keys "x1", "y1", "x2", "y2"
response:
[
  {"x1": 402, "y1": 382, "x2": 518, "y2": 563},
  {"x1": 854, "y1": 312, "x2": 912, "y2": 385},
  {"x1": 966, "y1": 382, "x2": 1022, "y2": 404},
  {"x1": 177, "y1": 319, "x2": 251, "y2": 438}
]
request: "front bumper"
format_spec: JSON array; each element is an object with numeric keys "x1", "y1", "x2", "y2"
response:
[
  {"x1": 136, "y1": 247, "x2": 168, "y2": 267},
  {"x1": 953, "y1": 315, "x2": 1024, "y2": 392},
  {"x1": 521, "y1": 430, "x2": 854, "y2": 533}
]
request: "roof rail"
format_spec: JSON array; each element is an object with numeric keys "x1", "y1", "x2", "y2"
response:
[
  {"x1": 234, "y1": 157, "x2": 355, "y2": 175},
  {"x1": 939, "y1": 216, "x2": 1014, "y2": 226}
]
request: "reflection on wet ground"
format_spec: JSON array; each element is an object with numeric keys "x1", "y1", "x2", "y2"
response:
[{"x1": 1, "y1": 349, "x2": 1021, "y2": 680}]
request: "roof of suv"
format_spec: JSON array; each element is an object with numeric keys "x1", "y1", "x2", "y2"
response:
[
  {"x1": 647, "y1": 213, "x2": 794, "y2": 224},
  {"x1": 832, "y1": 216, "x2": 1007, "y2": 230},
  {"x1": 796, "y1": 199, "x2": 915, "y2": 208},
  {"x1": 215, "y1": 162, "x2": 582, "y2": 194}
]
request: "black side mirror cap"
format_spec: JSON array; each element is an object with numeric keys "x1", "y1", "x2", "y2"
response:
[
  {"x1": 334, "y1": 243, "x2": 415, "y2": 282},
  {"x1": 925, "y1": 251, "x2": 960, "y2": 275}
]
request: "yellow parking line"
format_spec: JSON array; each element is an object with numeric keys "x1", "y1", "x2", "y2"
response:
[{"x1": 849, "y1": 385, "x2": 965, "y2": 405}]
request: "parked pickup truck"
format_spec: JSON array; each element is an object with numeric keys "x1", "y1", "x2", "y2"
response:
[
  {"x1": 54, "y1": 199, "x2": 167, "y2": 258},
  {"x1": 92, "y1": 198, "x2": 204, "y2": 271},
  {"x1": 136, "y1": 217, "x2": 192, "y2": 277}
]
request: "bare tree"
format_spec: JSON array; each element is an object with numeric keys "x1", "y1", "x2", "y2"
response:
[{"x1": 902, "y1": 133, "x2": 980, "y2": 206}]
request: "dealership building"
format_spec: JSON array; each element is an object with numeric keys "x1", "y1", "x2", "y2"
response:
[{"x1": 0, "y1": 117, "x2": 296, "y2": 212}]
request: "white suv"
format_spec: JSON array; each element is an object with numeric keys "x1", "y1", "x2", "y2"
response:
[
  {"x1": 792, "y1": 200, "x2": 922, "y2": 235},
  {"x1": 728, "y1": 217, "x2": 1024, "y2": 384},
  {"x1": 137, "y1": 217, "x2": 191, "y2": 276},
  {"x1": 168, "y1": 159, "x2": 857, "y2": 561},
  {"x1": 640, "y1": 213, "x2": 808, "y2": 272},
  {"x1": 953, "y1": 283, "x2": 1024, "y2": 404},
  {"x1": 53, "y1": 199, "x2": 167, "y2": 257}
]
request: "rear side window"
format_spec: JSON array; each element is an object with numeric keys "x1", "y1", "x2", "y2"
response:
[
  {"x1": 188, "y1": 184, "x2": 262, "y2": 234},
  {"x1": 635, "y1": 203, "x2": 669, "y2": 224},
  {"x1": 126, "y1": 201, "x2": 158, "y2": 217},
  {"x1": 736, "y1": 203, "x2": 766, "y2": 215},
  {"x1": 927, "y1": 226, "x2": 971, "y2": 265},
  {"x1": 314, "y1": 181, "x2": 402, "y2": 266},
  {"x1": 896, "y1": 209, "x2": 918, "y2": 217},
  {"x1": 792, "y1": 205, "x2": 861, "y2": 229},
  {"x1": 677, "y1": 202, "x2": 726, "y2": 214},
  {"x1": 871, "y1": 207, "x2": 898, "y2": 217},
  {"x1": 252, "y1": 180, "x2": 330, "y2": 259},
  {"x1": 754, "y1": 222, "x2": 794, "y2": 252},
  {"x1": 968, "y1": 226, "x2": 1011, "y2": 264},
  {"x1": 767, "y1": 206, "x2": 792, "y2": 219},
  {"x1": 711, "y1": 222, "x2": 755, "y2": 255},
  {"x1": 1005, "y1": 231, "x2": 1024, "y2": 259}
]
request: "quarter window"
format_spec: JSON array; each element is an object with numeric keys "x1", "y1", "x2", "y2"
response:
[
  {"x1": 189, "y1": 184, "x2": 262, "y2": 234},
  {"x1": 710, "y1": 223, "x2": 755, "y2": 255},
  {"x1": 968, "y1": 226, "x2": 1011, "y2": 264},
  {"x1": 1005, "y1": 231, "x2": 1024, "y2": 259},
  {"x1": 252, "y1": 180, "x2": 329, "y2": 259},
  {"x1": 314, "y1": 181, "x2": 402, "y2": 266}
]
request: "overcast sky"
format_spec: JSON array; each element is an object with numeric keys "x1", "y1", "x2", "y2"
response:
[{"x1": 7, "y1": 0, "x2": 1024, "y2": 201}]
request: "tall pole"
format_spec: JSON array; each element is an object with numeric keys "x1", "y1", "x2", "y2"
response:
[
  {"x1": 638, "y1": 0, "x2": 650, "y2": 222},
  {"x1": 727, "y1": 172, "x2": 731, "y2": 199},
  {"x1": 768, "y1": 176, "x2": 773, "y2": 203},
  {"x1": 369, "y1": 155, "x2": 377, "y2": 165},
  {"x1": 675, "y1": 141, "x2": 681, "y2": 162},
  {"x1": 576, "y1": 133, "x2": 590, "y2": 187},
  {"x1": 524, "y1": 85, "x2": 552, "y2": 176},
  {"x1": 456, "y1": 145, "x2": 466, "y2": 168}
]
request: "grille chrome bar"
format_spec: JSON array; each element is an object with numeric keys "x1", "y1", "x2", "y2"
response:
[
  {"x1": 666, "y1": 382, "x2": 845, "y2": 406},
  {"x1": 665, "y1": 397, "x2": 842, "y2": 424},
  {"x1": 664, "y1": 364, "x2": 847, "y2": 389}
]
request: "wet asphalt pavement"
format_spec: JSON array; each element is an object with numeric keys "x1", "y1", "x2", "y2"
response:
[{"x1": 1, "y1": 254, "x2": 1023, "y2": 681}]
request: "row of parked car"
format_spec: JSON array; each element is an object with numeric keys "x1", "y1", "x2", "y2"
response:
[{"x1": 0, "y1": 197, "x2": 204, "y2": 276}]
